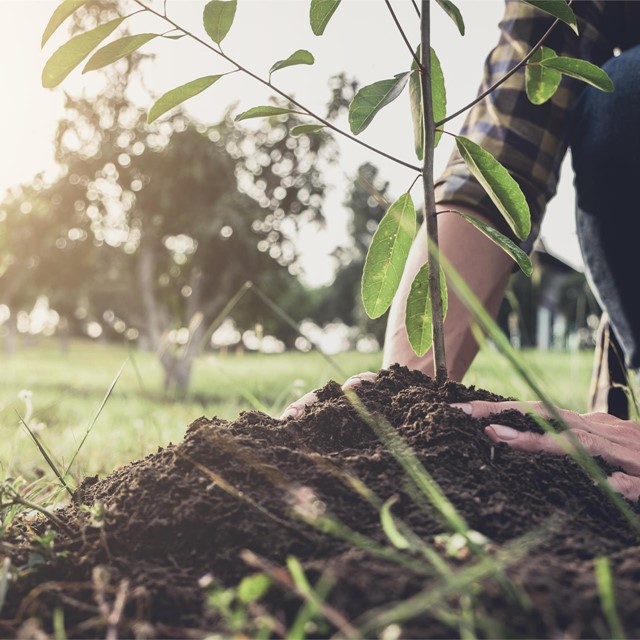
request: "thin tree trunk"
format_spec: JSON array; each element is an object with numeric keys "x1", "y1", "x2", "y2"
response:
[
  {"x1": 137, "y1": 235, "x2": 162, "y2": 350},
  {"x1": 421, "y1": 0, "x2": 447, "y2": 383}
]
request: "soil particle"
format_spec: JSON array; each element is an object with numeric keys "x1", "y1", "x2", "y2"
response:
[{"x1": 1, "y1": 365, "x2": 639, "y2": 638}]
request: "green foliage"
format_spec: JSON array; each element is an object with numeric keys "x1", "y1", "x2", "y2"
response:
[
  {"x1": 147, "y1": 75, "x2": 223, "y2": 123},
  {"x1": 309, "y1": 0, "x2": 342, "y2": 36},
  {"x1": 380, "y1": 497, "x2": 411, "y2": 550},
  {"x1": 522, "y1": 0, "x2": 578, "y2": 35},
  {"x1": 430, "y1": 47, "x2": 446, "y2": 145},
  {"x1": 349, "y1": 72, "x2": 412, "y2": 135},
  {"x1": 525, "y1": 46, "x2": 561, "y2": 104},
  {"x1": 42, "y1": 16, "x2": 125, "y2": 88},
  {"x1": 83, "y1": 33, "x2": 158, "y2": 73},
  {"x1": 269, "y1": 49, "x2": 315, "y2": 77},
  {"x1": 290, "y1": 124, "x2": 325, "y2": 136},
  {"x1": 237, "y1": 573, "x2": 271, "y2": 604},
  {"x1": 539, "y1": 55, "x2": 614, "y2": 92},
  {"x1": 235, "y1": 105, "x2": 299, "y2": 121},
  {"x1": 452, "y1": 212, "x2": 533, "y2": 276},
  {"x1": 405, "y1": 262, "x2": 448, "y2": 356},
  {"x1": 409, "y1": 53, "x2": 424, "y2": 161},
  {"x1": 435, "y1": 0, "x2": 465, "y2": 36},
  {"x1": 595, "y1": 556, "x2": 626, "y2": 639},
  {"x1": 203, "y1": 0, "x2": 238, "y2": 44},
  {"x1": 455, "y1": 136, "x2": 531, "y2": 241},
  {"x1": 41, "y1": 0, "x2": 88, "y2": 48},
  {"x1": 410, "y1": 47, "x2": 446, "y2": 160},
  {"x1": 361, "y1": 193, "x2": 417, "y2": 319}
]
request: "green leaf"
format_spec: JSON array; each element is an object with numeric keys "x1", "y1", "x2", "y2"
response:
[
  {"x1": 525, "y1": 46, "x2": 561, "y2": 104},
  {"x1": 203, "y1": 0, "x2": 237, "y2": 44},
  {"x1": 83, "y1": 33, "x2": 158, "y2": 73},
  {"x1": 405, "y1": 262, "x2": 448, "y2": 357},
  {"x1": 237, "y1": 573, "x2": 271, "y2": 604},
  {"x1": 362, "y1": 193, "x2": 416, "y2": 319},
  {"x1": 430, "y1": 47, "x2": 446, "y2": 146},
  {"x1": 42, "y1": 16, "x2": 125, "y2": 88},
  {"x1": 522, "y1": 0, "x2": 578, "y2": 35},
  {"x1": 409, "y1": 47, "x2": 446, "y2": 160},
  {"x1": 290, "y1": 124, "x2": 325, "y2": 136},
  {"x1": 286, "y1": 556, "x2": 312, "y2": 596},
  {"x1": 435, "y1": 0, "x2": 465, "y2": 36},
  {"x1": 540, "y1": 56, "x2": 614, "y2": 92},
  {"x1": 349, "y1": 72, "x2": 411, "y2": 135},
  {"x1": 455, "y1": 136, "x2": 531, "y2": 241},
  {"x1": 310, "y1": 0, "x2": 342, "y2": 36},
  {"x1": 269, "y1": 49, "x2": 315, "y2": 76},
  {"x1": 148, "y1": 75, "x2": 223, "y2": 124},
  {"x1": 235, "y1": 106, "x2": 298, "y2": 121},
  {"x1": 380, "y1": 497, "x2": 411, "y2": 550},
  {"x1": 42, "y1": 0, "x2": 88, "y2": 48},
  {"x1": 409, "y1": 57, "x2": 424, "y2": 161},
  {"x1": 453, "y1": 211, "x2": 533, "y2": 276}
]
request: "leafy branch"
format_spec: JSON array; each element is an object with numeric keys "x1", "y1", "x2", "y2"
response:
[{"x1": 130, "y1": 0, "x2": 423, "y2": 172}]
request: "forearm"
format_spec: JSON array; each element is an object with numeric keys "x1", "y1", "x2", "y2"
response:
[{"x1": 382, "y1": 205, "x2": 514, "y2": 382}]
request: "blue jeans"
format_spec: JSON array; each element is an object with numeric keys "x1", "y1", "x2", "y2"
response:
[{"x1": 571, "y1": 44, "x2": 640, "y2": 373}]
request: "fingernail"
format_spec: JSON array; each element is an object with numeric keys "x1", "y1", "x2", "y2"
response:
[
  {"x1": 488, "y1": 424, "x2": 519, "y2": 441},
  {"x1": 281, "y1": 408, "x2": 300, "y2": 420},
  {"x1": 450, "y1": 402, "x2": 472, "y2": 415}
]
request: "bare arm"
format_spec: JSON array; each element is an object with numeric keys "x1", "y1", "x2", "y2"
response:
[{"x1": 383, "y1": 204, "x2": 515, "y2": 382}]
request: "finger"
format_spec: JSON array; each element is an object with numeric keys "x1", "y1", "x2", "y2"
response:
[
  {"x1": 452, "y1": 400, "x2": 585, "y2": 430},
  {"x1": 342, "y1": 371, "x2": 377, "y2": 390},
  {"x1": 607, "y1": 471, "x2": 640, "y2": 501},
  {"x1": 484, "y1": 425, "x2": 570, "y2": 454},
  {"x1": 280, "y1": 390, "x2": 318, "y2": 420},
  {"x1": 485, "y1": 425, "x2": 640, "y2": 476}
]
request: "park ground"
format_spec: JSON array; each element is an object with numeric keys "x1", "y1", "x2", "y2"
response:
[{"x1": 0, "y1": 340, "x2": 594, "y2": 483}]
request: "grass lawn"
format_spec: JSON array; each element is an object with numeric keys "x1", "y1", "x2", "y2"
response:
[{"x1": 0, "y1": 339, "x2": 595, "y2": 484}]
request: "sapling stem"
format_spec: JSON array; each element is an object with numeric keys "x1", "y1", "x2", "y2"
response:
[{"x1": 420, "y1": 0, "x2": 447, "y2": 383}]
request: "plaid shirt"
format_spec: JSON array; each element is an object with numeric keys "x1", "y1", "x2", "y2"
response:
[{"x1": 434, "y1": 0, "x2": 640, "y2": 248}]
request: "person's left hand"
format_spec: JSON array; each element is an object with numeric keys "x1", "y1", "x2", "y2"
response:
[
  {"x1": 280, "y1": 371, "x2": 378, "y2": 420},
  {"x1": 451, "y1": 400, "x2": 640, "y2": 501}
]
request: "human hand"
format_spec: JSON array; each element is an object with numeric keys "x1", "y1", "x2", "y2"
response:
[
  {"x1": 280, "y1": 371, "x2": 378, "y2": 420},
  {"x1": 451, "y1": 400, "x2": 640, "y2": 501}
]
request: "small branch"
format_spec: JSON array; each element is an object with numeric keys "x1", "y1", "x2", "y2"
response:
[
  {"x1": 133, "y1": 0, "x2": 422, "y2": 173},
  {"x1": 408, "y1": 173, "x2": 422, "y2": 192},
  {"x1": 384, "y1": 0, "x2": 422, "y2": 68},
  {"x1": 411, "y1": 0, "x2": 421, "y2": 17},
  {"x1": 435, "y1": 14, "x2": 563, "y2": 126}
]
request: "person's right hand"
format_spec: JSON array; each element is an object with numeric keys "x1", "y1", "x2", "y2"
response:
[{"x1": 280, "y1": 371, "x2": 378, "y2": 420}]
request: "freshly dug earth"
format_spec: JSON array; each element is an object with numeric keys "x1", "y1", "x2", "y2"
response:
[{"x1": 2, "y1": 366, "x2": 640, "y2": 638}]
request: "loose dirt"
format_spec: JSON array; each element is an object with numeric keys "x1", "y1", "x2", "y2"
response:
[{"x1": 1, "y1": 365, "x2": 639, "y2": 638}]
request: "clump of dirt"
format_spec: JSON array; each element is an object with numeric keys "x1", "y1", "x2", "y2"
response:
[{"x1": 1, "y1": 365, "x2": 639, "y2": 638}]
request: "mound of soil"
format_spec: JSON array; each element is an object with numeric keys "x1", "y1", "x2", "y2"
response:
[{"x1": 1, "y1": 365, "x2": 640, "y2": 638}]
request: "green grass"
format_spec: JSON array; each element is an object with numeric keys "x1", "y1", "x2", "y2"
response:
[{"x1": 0, "y1": 339, "x2": 594, "y2": 484}]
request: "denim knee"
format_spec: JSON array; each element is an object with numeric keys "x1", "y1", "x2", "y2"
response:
[{"x1": 571, "y1": 44, "x2": 640, "y2": 215}]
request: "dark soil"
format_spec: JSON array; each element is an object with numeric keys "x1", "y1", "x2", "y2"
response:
[{"x1": 2, "y1": 365, "x2": 640, "y2": 638}]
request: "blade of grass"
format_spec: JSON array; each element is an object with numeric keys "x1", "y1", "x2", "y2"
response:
[
  {"x1": 241, "y1": 550, "x2": 359, "y2": 640},
  {"x1": 595, "y1": 556, "x2": 626, "y2": 639},
  {"x1": 63, "y1": 361, "x2": 126, "y2": 480},
  {"x1": 15, "y1": 411, "x2": 73, "y2": 498},
  {"x1": 287, "y1": 557, "x2": 336, "y2": 640},
  {"x1": 248, "y1": 282, "x2": 347, "y2": 379},
  {"x1": 354, "y1": 516, "x2": 556, "y2": 636}
]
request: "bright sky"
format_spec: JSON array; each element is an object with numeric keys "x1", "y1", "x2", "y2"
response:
[{"x1": 0, "y1": 0, "x2": 583, "y2": 286}]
